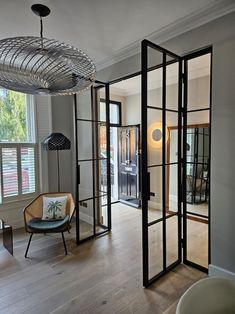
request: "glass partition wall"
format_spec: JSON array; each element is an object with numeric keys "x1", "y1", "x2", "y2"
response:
[
  {"x1": 73, "y1": 42, "x2": 211, "y2": 287},
  {"x1": 74, "y1": 83, "x2": 111, "y2": 243},
  {"x1": 141, "y1": 40, "x2": 211, "y2": 286}
]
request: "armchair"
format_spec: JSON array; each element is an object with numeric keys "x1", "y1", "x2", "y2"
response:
[{"x1": 23, "y1": 192, "x2": 75, "y2": 257}]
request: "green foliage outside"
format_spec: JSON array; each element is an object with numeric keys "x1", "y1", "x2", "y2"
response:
[{"x1": 0, "y1": 89, "x2": 27, "y2": 142}]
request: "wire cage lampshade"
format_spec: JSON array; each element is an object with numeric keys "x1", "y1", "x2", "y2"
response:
[
  {"x1": 0, "y1": 4, "x2": 96, "y2": 96},
  {"x1": 42, "y1": 133, "x2": 71, "y2": 151}
]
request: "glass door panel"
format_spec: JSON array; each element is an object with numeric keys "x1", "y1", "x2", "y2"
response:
[
  {"x1": 75, "y1": 83, "x2": 111, "y2": 243},
  {"x1": 183, "y1": 49, "x2": 211, "y2": 271},
  {"x1": 141, "y1": 39, "x2": 182, "y2": 287}
]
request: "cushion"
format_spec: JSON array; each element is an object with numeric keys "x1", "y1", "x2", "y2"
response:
[
  {"x1": 27, "y1": 215, "x2": 70, "y2": 232},
  {"x1": 42, "y1": 196, "x2": 67, "y2": 220}
]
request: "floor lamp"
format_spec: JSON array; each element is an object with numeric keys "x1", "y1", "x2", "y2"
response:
[{"x1": 43, "y1": 133, "x2": 71, "y2": 192}]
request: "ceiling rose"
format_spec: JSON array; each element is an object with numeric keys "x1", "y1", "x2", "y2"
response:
[{"x1": 0, "y1": 4, "x2": 96, "y2": 96}]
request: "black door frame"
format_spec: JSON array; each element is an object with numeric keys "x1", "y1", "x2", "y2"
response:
[
  {"x1": 100, "y1": 98, "x2": 122, "y2": 205},
  {"x1": 141, "y1": 39, "x2": 182, "y2": 287},
  {"x1": 182, "y1": 46, "x2": 212, "y2": 272}
]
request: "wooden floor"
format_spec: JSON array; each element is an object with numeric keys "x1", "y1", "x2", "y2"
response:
[{"x1": 0, "y1": 203, "x2": 206, "y2": 314}]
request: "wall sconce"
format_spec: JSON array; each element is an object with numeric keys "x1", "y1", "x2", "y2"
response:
[{"x1": 148, "y1": 122, "x2": 169, "y2": 148}]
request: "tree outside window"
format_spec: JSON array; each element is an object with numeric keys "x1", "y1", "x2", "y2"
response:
[{"x1": 0, "y1": 89, "x2": 27, "y2": 142}]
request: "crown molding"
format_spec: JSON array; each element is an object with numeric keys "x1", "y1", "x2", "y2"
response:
[{"x1": 96, "y1": 0, "x2": 235, "y2": 71}]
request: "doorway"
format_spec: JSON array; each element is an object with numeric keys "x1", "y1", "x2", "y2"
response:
[
  {"x1": 99, "y1": 91, "x2": 141, "y2": 208},
  {"x1": 118, "y1": 125, "x2": 141, "y2": 207}
]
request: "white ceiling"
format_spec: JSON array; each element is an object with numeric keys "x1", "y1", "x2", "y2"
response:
[
  {"x1": 110, "y1": 54, "x2": 210, "y2": 96},
  {"x1": 0, "y1": 0, "x2": 234, "y2": 70}
]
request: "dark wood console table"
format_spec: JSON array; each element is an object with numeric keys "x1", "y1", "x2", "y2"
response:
[{"x1": 0, "y1": 219, "x2": 13, "y2": 255}]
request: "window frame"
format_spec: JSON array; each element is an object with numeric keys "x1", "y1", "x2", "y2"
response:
[
  {"x1": 0, "y1": 91, "x2": 39, "y2": 205},
  {"x1": 100, "y1": 99, "x2": 122, "y2": 127},
  {"x1": 0, "y1": 91, "x2": 36, "y2": 144}
]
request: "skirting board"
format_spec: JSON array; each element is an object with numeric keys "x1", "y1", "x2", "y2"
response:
[
  {"x1": 209, "y1": 264, "x2": 235, "y2": 281},
  {"x1": 79, "y1": 212, "x2": 93, "y2": 225},
  {"x1": 148, "y1": 201, "x2": 162, "y2": 210},
  {"x1": 148, "y1": 197, "x2": 178, "y2": 210}
]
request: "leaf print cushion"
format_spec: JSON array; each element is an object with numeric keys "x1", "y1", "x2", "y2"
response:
[{"x1": 42, "y1": 196, "x2": 67, "y2": 220}]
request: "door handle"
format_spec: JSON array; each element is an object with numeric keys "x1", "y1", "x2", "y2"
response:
[
  {"x1": 77, "y1": 164, "x2": 80, "y2": 185},
  {"x1": 147, "y1": 172, "x2": 150, "y2": 200}
]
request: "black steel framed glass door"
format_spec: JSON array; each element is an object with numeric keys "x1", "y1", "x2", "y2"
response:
[
  {"x1": 182, "y1": 48, "x2": 212, "y2": 271},
  {"x1": 74, "y1": 82, "x2": 111, "y2": 243},
  {"x1": 141, "y1": 39, "x2": 182, "y2": 287}
]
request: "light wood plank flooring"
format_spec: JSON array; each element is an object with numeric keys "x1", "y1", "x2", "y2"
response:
[{"x1": 0, "y1": 203, "x2": 206, "y2": 314}]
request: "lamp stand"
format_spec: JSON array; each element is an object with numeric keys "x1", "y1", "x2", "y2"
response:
[{"x1": 56, "y1": 150, "x2": 60, "y2": 192}]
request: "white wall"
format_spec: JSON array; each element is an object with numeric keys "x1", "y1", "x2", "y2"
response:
[
  {"x1": 49, "y1": 95, "x2": 74, "y2": 194},
  {"x1": 36, "y1": 95, "x2": 52, "y2": 194}
]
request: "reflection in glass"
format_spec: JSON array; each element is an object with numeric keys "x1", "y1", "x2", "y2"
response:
[
  {"x1": 148, "y1": 166, "x2": 162, "y2": 224},
  {"x1": 79, "y1": 198, "x2": 94, "y2": 240},
  {"x1": 186, "y1": 126, "x2": 209, "y2": 205},
  {"x1": 167, "y1": 164, "x2": 178, "y2": 213},
  {"x1": 187, "y1": 53, "x2": 211, "y2": 111},
  {"x1": 166, "y1": 216, "x2": 178, "y2": 267},
  {"x1": 148, "y1": 222, "x2": 163, "y2": 279},
  {"x1": 187, "y1": 218, "x2": 208, "y2": 268}
]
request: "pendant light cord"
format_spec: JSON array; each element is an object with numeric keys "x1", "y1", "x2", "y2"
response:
[{"x1": 40, "y1": 16, "x2": 43, "y2": 49}]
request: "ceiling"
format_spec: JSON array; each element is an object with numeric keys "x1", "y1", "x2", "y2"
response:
[
  {"x1": 0, "y1": 0, "x2": 234, "y2": 70},
  {"x1": 110, "y1": 54, "x2": 211, "y2": 96}
]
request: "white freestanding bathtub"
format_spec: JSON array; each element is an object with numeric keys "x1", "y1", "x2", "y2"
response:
[{"x1": 176, "y1": 277, "x2": 235, "y2": 314}]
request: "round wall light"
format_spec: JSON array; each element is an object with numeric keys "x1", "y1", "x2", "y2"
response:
[{"x1": 148, "y1": 122, "x2": 169, "y2": 148}]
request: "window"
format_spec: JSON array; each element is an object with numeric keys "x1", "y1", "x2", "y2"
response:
[
  {"x1": 0, "y1": 89, "x2": 37, "y2": 204},
  {"x1": 99, "y1": 99, "x2": 121, "y2": 202},
  {"x1": 100, "y1": 100, "x2": 121, "y2": 126}
]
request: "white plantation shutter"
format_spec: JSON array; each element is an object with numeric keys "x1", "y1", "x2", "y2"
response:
[
  {"x1": 21, "y1": 147, "x2": 36, "y2": 194},
  {"x1": 0, "y1": 144, "x2": 37, "y2": 203},
  {"x1": 2, "y1": 147, "x2": 18, "y2": 197}
]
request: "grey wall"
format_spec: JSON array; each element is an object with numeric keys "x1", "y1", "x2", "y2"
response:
[
  {"x1": 211, "y1": 37, "x2": 235, "y2": 273},
  {"x1": 97, "y1": 11, "x2": 235, "y2": 274},
  {"x1": 49, "y1": 95, "x2": 75, "y2": 195}
]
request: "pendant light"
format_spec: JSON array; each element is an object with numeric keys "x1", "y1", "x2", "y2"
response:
[{"x1": 0, "y1": 4, "x2": 96, "y2": 96}]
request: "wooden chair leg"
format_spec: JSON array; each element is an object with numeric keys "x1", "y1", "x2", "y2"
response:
[
  {"x1": 25, "y1": 233, "x2": 33, "y2": 258},
  {"x1": 61, "y1": 232, "x2": 68, "y2": 255}
]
